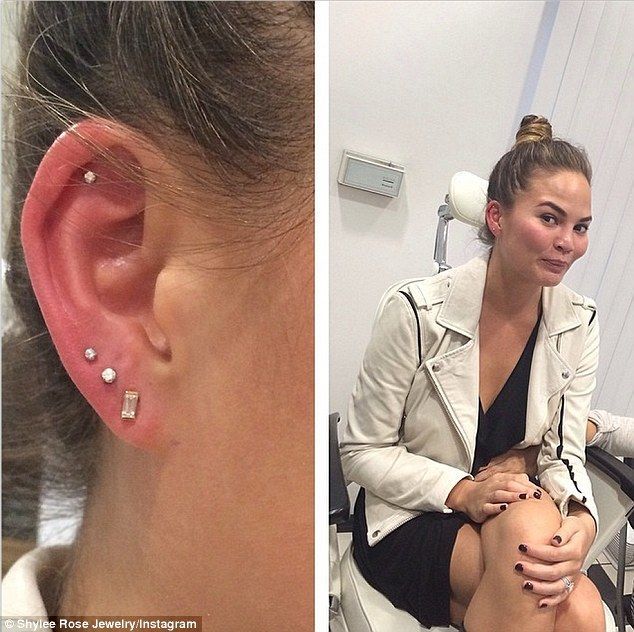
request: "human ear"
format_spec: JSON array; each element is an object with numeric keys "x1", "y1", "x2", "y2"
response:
[
  {"x1": 20, "y1": 119, "x2": 173, "y2": 451},
  {"x1": 485, "y1": 200, "x2": 503, "y2": 237}
]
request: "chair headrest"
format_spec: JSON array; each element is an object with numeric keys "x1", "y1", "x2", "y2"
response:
[{"x1": 447, "y1": 171, "x2": 488, "y2": 228}]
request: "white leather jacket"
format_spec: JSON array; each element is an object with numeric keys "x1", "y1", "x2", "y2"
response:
[{"x1": 340, "y1": 254, "x2": 599, "y2": 546}]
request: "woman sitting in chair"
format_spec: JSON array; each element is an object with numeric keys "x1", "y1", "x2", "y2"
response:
[{"x1": 340, "y1": 115, "x2": 606, "y2": 632}]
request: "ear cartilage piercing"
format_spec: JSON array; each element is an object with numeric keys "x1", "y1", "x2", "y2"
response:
[
  {"x1": 84, "y1": 348, "x2": 97, "y2": 362},
  {"x1": 83, "y1": 170, "x2": 97, "y2": 184},
  {"x1": 121, "y1": 390, "x2": 139, "y2": 420},
  {"x1": 101, "y1": 367, "x2": 117, "y2": 384}
]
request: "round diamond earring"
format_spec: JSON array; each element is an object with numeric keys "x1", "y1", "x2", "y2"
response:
[
  {"x1": 101, "y1": 368, "x2": 117, "y2": 384},
  {"x1": 84, "y1": 170, "x2": 97, "y2": 184},
  {"x1": 84, "y1": 348, "x2": 97, "y2": 362}
]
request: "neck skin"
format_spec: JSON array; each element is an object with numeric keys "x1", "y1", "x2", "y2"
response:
[
  {"x1": 483, "y1": 246, "x2": 542, "y2": 321},
  {"x1": 58, "y1": 406, "x2": 313, "y2": 629}
]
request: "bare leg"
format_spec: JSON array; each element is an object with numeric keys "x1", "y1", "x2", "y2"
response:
[
  {"x1": 554, "y1": 575, "x2": 605, "y2": 632},
  {"x1": 450, "y1": 496, "x2": 605, "y2": 632},
  {"x1": 463, "y1": 497, "x2": 559, "y2": 631},
  {"x1": 449, "y1": 522, "x2": 484, "y2": 624}
]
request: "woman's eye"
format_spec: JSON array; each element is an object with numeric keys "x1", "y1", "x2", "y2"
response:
[
  {"x1": 574, "y1": 224, "x2": 589, "y2": 234},
  {"x1": 541, "y1": 214, "x2": 557, "y2": 225}
]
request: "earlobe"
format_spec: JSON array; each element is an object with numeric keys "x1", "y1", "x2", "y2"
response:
[{"x1": 21, "y1": 120, "x2": 172, "y2": 451}]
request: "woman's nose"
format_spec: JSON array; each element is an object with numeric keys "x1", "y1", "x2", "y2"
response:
[{"x1": 554, "y1": 232, "x2": 573, "y2": 253}]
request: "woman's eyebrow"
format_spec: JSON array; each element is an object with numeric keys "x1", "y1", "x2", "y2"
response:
[{"x1": 538, "y1": 201, "x2": 592, "y2": 223}]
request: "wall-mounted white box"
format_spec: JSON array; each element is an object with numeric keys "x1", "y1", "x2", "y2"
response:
[{"x1": 337, "y1": 150, "x2": 405, "y2": 198}]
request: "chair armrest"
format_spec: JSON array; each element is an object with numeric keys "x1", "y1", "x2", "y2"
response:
[
  {"x1": 330, "y1": 412, "x2": 350, "y2": 525},
  {"x1": 587, "y1": 446, "x2": 634, "y2": 500}
]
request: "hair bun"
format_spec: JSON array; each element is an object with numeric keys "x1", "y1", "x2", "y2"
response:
[{"x1": 514, "y1": 114, "x2": 552, "y2": 147}]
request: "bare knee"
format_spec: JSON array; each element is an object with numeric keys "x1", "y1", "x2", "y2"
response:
[
  {"x1": 481, "y1": 495, "x2": 562, "y2": 559},
  {"x1": 555, "y1": 576, "x2": 605, "y2": 632},
  {"x1": 474, "y1": 495, "x2": 562, "y2": 620}
]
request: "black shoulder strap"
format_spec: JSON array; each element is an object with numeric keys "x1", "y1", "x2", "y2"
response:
[{"x1": 398, "y1": 290, "x2": 422, "y2": 367}]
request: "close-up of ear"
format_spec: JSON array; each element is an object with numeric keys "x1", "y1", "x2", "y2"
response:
[
  {"x1": 485, "y1": 200, "x2": 503, "y2": 237},
  {"x1": 20, "y1": 119, "x2": 173, "y2": 451}
]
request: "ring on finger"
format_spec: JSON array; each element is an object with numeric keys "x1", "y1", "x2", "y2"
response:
[{"x1": 561, "y1": 576, "x2": 574, "y2": 593}]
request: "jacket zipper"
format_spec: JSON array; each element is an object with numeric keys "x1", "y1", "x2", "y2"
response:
[{"x1": 425, "y1": 364, "x2": 472, "y2": 471}]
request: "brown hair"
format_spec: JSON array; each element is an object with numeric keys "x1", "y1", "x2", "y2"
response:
[
  {"x1": 3, "y1": 1, "x2": 314, "y2": 540},
  {"x1": 479, "y1": 114, "x2": 592, "y2": 246}
]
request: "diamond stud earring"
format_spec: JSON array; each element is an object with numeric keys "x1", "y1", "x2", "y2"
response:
[
  {"x1": 84, "y1": 348, "x2": 97, "y2": 362},
  {"x1": 84, "y1": 170, "x2": 97, "y2": 184},
  {"x1": 101, "y1": 368, "x2": 117, "y2": 384},
  {"x1": 121, "y1": 390, "x2": 139, "y2": 420}
]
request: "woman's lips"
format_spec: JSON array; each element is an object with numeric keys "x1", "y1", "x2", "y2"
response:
[{"x1": 542, "y1": 258, "x2": 568, "y2": 272}]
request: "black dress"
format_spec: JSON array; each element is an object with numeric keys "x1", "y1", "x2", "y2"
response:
[{"x1": 352, "y1": 316, "x2": 541, "y2": 629}]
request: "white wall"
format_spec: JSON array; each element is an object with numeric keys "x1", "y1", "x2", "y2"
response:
[
  {"x1": 330, "y1": 0, "x2": 548, "y2": 416},
  {"x1": 330, "y1": 0, "x2": 634, "y2": 419}
]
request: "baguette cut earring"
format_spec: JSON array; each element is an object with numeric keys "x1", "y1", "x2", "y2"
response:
[
  {"x1": 121, "y1": 390, "x2": 139, "y2": 420},
  {"x1": 101, "y1": 368, "x2": 117, "y2": 384}
]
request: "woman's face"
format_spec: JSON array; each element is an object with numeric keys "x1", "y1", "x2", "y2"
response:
[{"x1": 494, "y1": 169, "x2": 592, "y2": 287}]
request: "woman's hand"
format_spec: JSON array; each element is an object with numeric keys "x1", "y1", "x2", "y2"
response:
[
  {"x1": 446, "y1": 473, "x2": 542, "y2": 524},
  {"x1": 514, "y1": 508, "x2": 596, "y2": 608},
  {"x1": 475, "y1": 445, "x2": 540, "y2": 481}
]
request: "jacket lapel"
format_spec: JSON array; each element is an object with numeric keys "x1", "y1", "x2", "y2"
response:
[
  {"x1": 426, "y1": 256, "x2": 487, "y2": 467},
  {"x1": 424, "y1": 337, "x2": 480, "y2": 466},
  {"x1": 523, "y1": 285, "x2": 580, "y2": 443},
  {"x1": 436, "y1": 255, "x2": 488, "y2": 339}
]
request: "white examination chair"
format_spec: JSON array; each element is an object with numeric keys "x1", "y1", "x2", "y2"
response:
[{"x1": 330, "y1": 172, "x2": 634, "y2": 632}]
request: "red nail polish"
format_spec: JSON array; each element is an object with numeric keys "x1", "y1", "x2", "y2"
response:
[
  {"x1": 533, "y1": 491, "x2": 542, "y2": 499},
  {"x1": 519, "y1": 493, "x2": 527, "y2": 500},
  {"x1": 518, "y1": 544, "x2": 528, "y2": 553},
  {"x1": 500, "y1": 504, "x2": 507, "y2": 511},
  {"x1": 524, "y1": 582, "x2": 533, "y2": 591},
  {"x1": 553, "y1": 535, "x2": 562, "y2": 544},
  {"x1": 514, "y1": 563, "x2": 523, "y2": 572}
]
